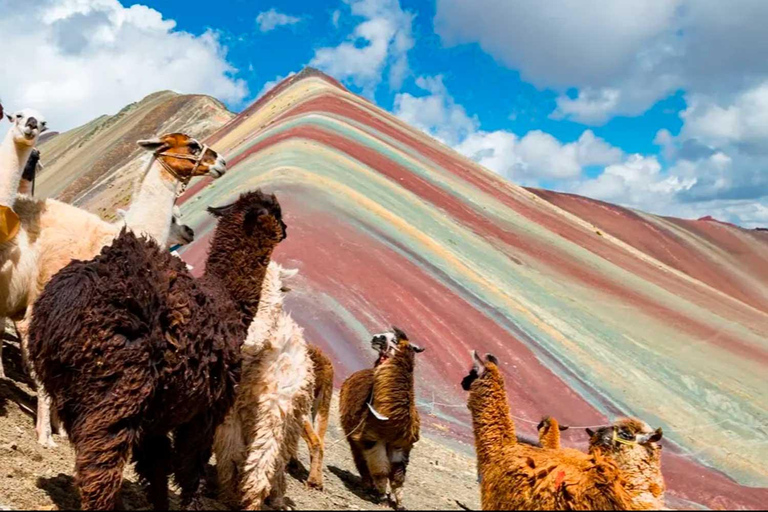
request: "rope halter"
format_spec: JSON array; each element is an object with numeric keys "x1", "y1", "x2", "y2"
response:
[
  {"x1": 612, "y1": 427, "x2": 638, "y2": 446},
  {"x1": 154, "y1": 142, "x2": 211, "y2": 194}
]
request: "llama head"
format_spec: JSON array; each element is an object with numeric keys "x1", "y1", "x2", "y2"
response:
[
  {"x1": 207, "y1": 189, "x2": 287, "y2": 245},
  {"x1": 370, "y1": 326, "x2": 424, "y2": 365},
  {"x1": 586, "y1": 417, "x2": 663, "y2": 457},
  {"x1": 6, "y1": 108, "x2": 47, "y2": 146},
  {"x1": 167, "y1": 206, "x2": 195, "y2": 246},
  {"x1": 137, "y1": 133, "x2": 227, "y2": 183},
  {"x1": 461, "y1": 350, "x2": 500, "y2": 391},
  {"x1": 537, "y1": 416, "x2": 570, "y2": 434}
]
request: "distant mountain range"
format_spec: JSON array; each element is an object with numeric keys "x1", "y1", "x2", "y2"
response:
[{"x1": 35, "y1": 68, "x2": 768, "y2": 509}]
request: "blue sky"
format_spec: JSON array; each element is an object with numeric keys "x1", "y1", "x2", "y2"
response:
[{"x1": 2, "y1": 0, "x2": 767, "y2": 227}]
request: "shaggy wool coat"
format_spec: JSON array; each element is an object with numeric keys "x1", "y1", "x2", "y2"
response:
[{"x1": 214, "y1": 262, "x2": 314, "y2": 510}]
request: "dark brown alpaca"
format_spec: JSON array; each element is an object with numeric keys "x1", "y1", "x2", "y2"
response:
[
  {"x1": 28, "y1": 190, "x2": 286, "y2": 510},
  {"x1": 339, "y1": 327, "x2": 424, "y2": 510}
]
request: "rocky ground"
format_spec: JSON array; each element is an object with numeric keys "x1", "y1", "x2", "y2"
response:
[{"x1": 0, "y1": 332, "x2": 480, "y2": 511}]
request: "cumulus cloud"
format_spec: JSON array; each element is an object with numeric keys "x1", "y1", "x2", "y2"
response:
[
  {"x1": 435, "y1": 0, "x2": 768, "y2": 124},
  {"x1": 0, "y1": 0, "x2": 247, "y2": 132},
  {"x1": 256, "y1": 8, "x2": 302, "y2": 33},
  {"x1": 310, "y1": 0, "x2": 414, "y2": 95},
  {"x1": 394, "y1": 76, "x2": 622, "y2": 183},
  {"x1": 393, "y1": 76, "x2": 478, "y2": 146},
  {"x1": 434, "y1": 0, "x2": 768, "y2": 226}
]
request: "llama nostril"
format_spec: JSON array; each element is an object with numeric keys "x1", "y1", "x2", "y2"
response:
[{"x1": 26, "y1": 118, "x2": 38, "y2": 130}]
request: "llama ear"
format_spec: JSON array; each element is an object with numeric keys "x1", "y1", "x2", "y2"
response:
[
  {"x1": 137, "y1": 138, "x2": 166, "y2": 151},
  {"x1": 411, "y1": 343, "x2": 425, "y2": 353},
  {"x1": 392, "y1": 326, "x2": 409, "y2": 341},
  {"x1": 485, "y1": 353, "x2": 499, "y2": 366},
  {"x1": 639, "y1": 427, "x2": 663, "y2": 444},
  {"x1": 537, "y1": 419, "x2": 546, "y2": 431},
  {"x1": 6, "y1": 114, "x2": 11, "y2": 122},
  {"x1": 471, "y1": 350, "x2": 487, "y2": 375},
  {"x1": 207, "y1": 202, "x2": 237, "y2": 218},
  {"x1": 559, "y1": 424, "x2": 570, "y2": 432},
  {"x1": 586, "y1": 428, "x2": 595, "y2": 437},
  {"x1": 280, "y1": 268, "x2": 299, "y2": 280}
]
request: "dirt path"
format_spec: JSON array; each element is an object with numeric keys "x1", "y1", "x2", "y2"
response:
[{"x1": 0, "y1": 334, "x2": 480, "y2": 510}]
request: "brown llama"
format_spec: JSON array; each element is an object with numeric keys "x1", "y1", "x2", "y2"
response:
[
  {"x1": 537, "y1": 416, "x2": 569, "y2": 450},
  {"x1": 461, "y1": 350, "x2": 665, "y2": 511},
  {"x1": 339, "y1": 327, "x2": 424, "y2": 510},
  {"x1": 27, "y1": 190, "x2": 286, "y2": 510}
]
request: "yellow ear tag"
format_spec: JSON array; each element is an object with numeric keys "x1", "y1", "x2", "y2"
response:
[{"x1": 0, "y1": 205, "x2": 21, "y2": 244}]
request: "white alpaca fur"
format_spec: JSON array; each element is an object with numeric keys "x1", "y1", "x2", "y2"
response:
[
  {"x1": 214, "y1": 262, "x2": 313, "y2": 510},
  {"x1": 0, "y1": 141, "x2": 225, "y2": 446}
]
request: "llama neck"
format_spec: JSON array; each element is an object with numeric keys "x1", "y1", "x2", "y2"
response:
[
  {"x1": 204, "y1": 230, "x2": 276, "y2": 326},
  {"x1": 540, "y1": 422, "x2": 561, "y2": 449},
  {"x1": 591, "y1": 445, "x2": 665, "y2": 507},
  {"x1": 0, "y1": 130, "x2": 32, "y2": 207},
  {"x1": 242, "y1": 264, "x2": 284, "y2": 353},
  {"x1": 468, "y1": 368, "x2": 517, "y2": 465},
  {"x1": 123, "y1": 157, "x2": 178, "y2": 246},
  {"x1": 372, "y1": 347, "x2": 417, "y2": 419}
]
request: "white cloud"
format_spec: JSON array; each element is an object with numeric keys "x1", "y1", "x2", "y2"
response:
[
  {"x1": 310, "y1": 0, "x2": 414, "y2": 95},
  {"x1": 681, "y1": 82, "x2": 768, "y2": 151},
  {"x1": 433, "y1": 0, "x2": 768, "y2": 227},
  {"x1": 0, "y1": 0, "x2": 247, "y2": 132},
  {"x1": 435, "y1": 0, "x2": 768, "y2": 124},
  {"x1": 393, "y1": 76, "x2": 478, "y2": 146},
  {"x1": 256, "y1": 8, "x2": 302, "y2": 33},
  {"x1": 257, "y1": 72, "x2": 297, "y2": 99},
  {"x1": 394, "y1": 76, "x2": 622, "y2": 182},
  {"x1": 573, "y1": 154, "x2": 695, "y2": 206}
]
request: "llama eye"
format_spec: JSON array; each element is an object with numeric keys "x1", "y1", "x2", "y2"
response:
[
  {"x1": 618, "y1": 429, "x2": 634, "y2": 441},
  {"x1": 16, "y1": 113, "x2": 22, "y2": 119}
]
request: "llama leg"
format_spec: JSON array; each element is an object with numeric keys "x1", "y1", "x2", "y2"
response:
[
  {"x1": 0, "y1": 317, "x2": 5, "y2": 380},
  {"x1": 349, "y1": 440, "x2": 373, "y2": 490},
  {"x1": 301, "y1": 417, "x2": 324, "y2": 489},
  {"x1": 309, "y1": 392, "x2": 330, "y2": 490},
  {"x1": 134, "y1": 434, "x2": 171, "y2": 510},
  {"x1": 388, "y1": 446, "x2": 411, "y2": 511},
  {"x1": 174, "y1": 415, "x2": 216, "y2": 510},
  {"x1": 15, "y1": 315, "x2": 57, "y2": 447},
  {"x1": 73, "y1": 426, "x2": 134, "y2": 510},
  {"x1": 266, "y1": 468, "x2": 287, "y2": 510},
  {"x1": 213, "y1": 415, "x2": 245, "y2": 509},
  {"x1": 363, "y1": 440, "x2": 389, "y2": 500}
]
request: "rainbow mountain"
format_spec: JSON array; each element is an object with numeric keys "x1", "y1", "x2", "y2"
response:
[{"x1": 44, "y1": 68, "x2": 768, "y2": 509}]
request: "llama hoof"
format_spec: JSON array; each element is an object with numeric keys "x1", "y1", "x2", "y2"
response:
[
  {"x1": 305, "y1": 478, "x2": 323, "y2": 491},
  {"x1": 35, "y1": 431, "x2": 57, "y2": 449}
]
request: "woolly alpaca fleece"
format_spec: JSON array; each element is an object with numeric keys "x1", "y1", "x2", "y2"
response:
[
  {"x1": 214, "y1": 262, "x2": 313, "y2": 510},
  {"x1": 28, "y1": 190, "x2": 286, "y2": 510},
  {"x1": 463, "y1": 352, "x2": 657, "y2": 511}
]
